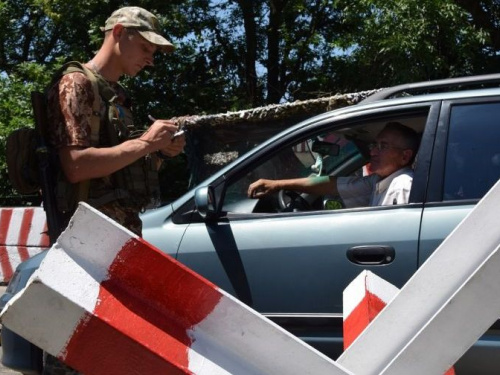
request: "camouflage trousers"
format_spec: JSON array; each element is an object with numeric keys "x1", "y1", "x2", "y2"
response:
[{"x1": 98, "y1": 202, "x2": 142, "y2": 236}]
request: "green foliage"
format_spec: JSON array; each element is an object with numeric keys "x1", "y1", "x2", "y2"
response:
[
  {"x1": 0, "y1": 66, "x2": 41, "y2": 204},
  {"x1": 0, "y1": 0, "x2": 499, "y2": 205},
  {"x1": 331, "y1": 0, "x2": 493, "y2": 89}
]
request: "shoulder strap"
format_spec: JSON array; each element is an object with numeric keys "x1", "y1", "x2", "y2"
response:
[
  {"x1": 77, "y1": 64, "x2": 100, "y2": 203},
  {"x1": 80, "y1": 65, "x2": 101, "y2": 146},
  {"x1": 57, "y1": 61, "x2": 102, "y2": 203},
  {"x1": 60, "y1": 62, "x2": 101, "y2": 147}
]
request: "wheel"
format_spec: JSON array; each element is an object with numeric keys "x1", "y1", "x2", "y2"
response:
[{"x1": 278, "y1": 190, "x2": 313, "y2": 211}]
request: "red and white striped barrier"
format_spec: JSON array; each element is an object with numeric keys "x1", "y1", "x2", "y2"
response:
[
  {"x1": 0, "y1": 203, "x2": 351, "y2": 375},
  {"x1": 0, "y1": 207, "x2": 49, "y2": 282},
  {"x1": 338, "y1": 182, "x2": 500, "y2": 375},
  {"x1": 343, "y1": 270, "x2": 455, "y2": 374},
  {"x1": 342, "y1": 270, "x2": 398, "y2": 350}
]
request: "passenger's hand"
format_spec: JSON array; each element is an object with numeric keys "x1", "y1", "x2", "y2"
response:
[{"x1": 248, "y1": 179, "x2": 279, "y2": 198}]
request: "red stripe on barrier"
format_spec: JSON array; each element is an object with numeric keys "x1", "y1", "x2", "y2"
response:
[
  {"x1": 19, "y1": 208, "x2": 33, "y2": 245},
  {"x1": 17, "y1": 208, "x2": 34, "y2": 261},
  {"x1": 17, "y1": 245, "x2": 30, "y2": 264},
  {"x1": 0, "y1": 246, "x2": 13, "y2": 281},
  {"x1": 63, "y1": 308, "x2": 191, "y2": 375},
  {"x1": 343, "y1": 271, "x2": 456, "y2": 374},
  {"x1": 0, "y1": 209, "x2": 13, "y2": 245},
  {"x1": 0, "y1": 210, "x2": 14, "y2": 280},
  {"x1": 343, "y1": 291, "x2": 386, "y2": 349},
  {"x1": 63, "y1": 237, "x2": 222, "y2": 374}
]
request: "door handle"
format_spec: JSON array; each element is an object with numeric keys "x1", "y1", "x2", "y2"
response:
[{"x1": 346, "y1": 245, "x2": 395, "y2": 265}]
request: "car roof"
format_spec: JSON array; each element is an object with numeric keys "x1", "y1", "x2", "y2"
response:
[
  {"x1": 361, "y1": 73, "x2": 500, "y2": 103},
  {"x1": 306, "y1": 85, "x2": 500, "y2": 125},
  {"x1": 240, "y1": 77, "x2": 500, "y2": 162}
]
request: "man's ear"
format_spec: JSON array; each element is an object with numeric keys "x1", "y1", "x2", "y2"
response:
[
  {"x1": 112, "y1": 24, "x2": 125, "y2": 39},
  {"x1": 402, "y1": 149, "x2": 413, "y2": 166}
]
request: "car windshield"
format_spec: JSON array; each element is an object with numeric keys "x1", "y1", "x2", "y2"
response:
[{"x1": 285, "y1": 133, "x2": 362, "y2": 178}]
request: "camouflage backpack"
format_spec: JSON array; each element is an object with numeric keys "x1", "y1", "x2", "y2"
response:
[
  {"x1": 5, "y1": 63, "x2": 100, "y2": 198},
  {"x1": 5, "y1": 126, "x2": 41, "y2": 195}
]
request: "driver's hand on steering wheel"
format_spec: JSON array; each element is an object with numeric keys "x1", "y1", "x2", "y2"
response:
[{"x1": 248, "y1": 179, "x2": 279, "y2": 198}]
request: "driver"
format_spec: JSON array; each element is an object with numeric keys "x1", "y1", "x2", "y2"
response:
[{"x1": 247, "y1": 122, "x2": 420, "y2": 208}]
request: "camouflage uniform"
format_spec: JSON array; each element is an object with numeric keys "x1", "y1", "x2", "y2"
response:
[
  {"x1": 47, "y1": 71, "x2": 142, "y2": 236},
  {"x1": 44, "y1": 70, "x2": 144, "y2": 375},
  {"x1": 40, "y1": 5, "x2": 176, "y2": 373}
]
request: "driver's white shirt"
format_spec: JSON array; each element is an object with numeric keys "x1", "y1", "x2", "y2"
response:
[{"x1": 337, "y1": 167, "x2": 413, "y2": 208}]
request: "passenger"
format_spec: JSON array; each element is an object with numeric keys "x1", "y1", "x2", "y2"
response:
[{"x1": 248, "y1": 122, "x2": 420, "y2": 207}]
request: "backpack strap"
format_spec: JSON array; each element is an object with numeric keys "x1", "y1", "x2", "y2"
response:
[
  {"x1": 60, "y1": 62, "x2": 101, "y2": 147},
  {"x1": 80, "y1": 64, "x2": 101, "y2": 147},
  {"x1": 57, "y1": 62, "x2": 102, "y2": 202},
  {"x1": 77, "y1": 64, "x2": 100, "y2": 202}
]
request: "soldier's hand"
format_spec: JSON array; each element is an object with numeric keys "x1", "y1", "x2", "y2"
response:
[
  {"x1": 141, "y1": 119, "x2": 179, "y2": 151},
  {"x1": 158, "y1": 134, "x2": 185, "y2": 157}
]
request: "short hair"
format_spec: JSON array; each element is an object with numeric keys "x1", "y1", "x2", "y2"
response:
[{"x1": 382, "y1": 121, "x2": 421, "y2": 164}]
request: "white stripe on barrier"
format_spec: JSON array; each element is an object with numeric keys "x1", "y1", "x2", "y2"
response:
[
  {"x1": 0, "y1": 207, "x2": 49, "y2": 282},
  {"x1": 342, "y1": 269, "x2": 398, "y2": 321},
  {"x1": 343, "y1": 270, "x2": 455, "y2": 374},
  {"x1": 1, "y1": 203, "x2": 352, "y2": 375},
  {"x1": 5, "y1": 208, "x2": 23, "y2": 246},
  {"x1": 28, "y1": 208, "x2": 49, "y2": 246}
]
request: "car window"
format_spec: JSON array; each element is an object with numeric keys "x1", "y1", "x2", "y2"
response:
[
  {"x1": 221, "y1": 112, "x2": 428, "y2": 214},
  {"x1": 223, "y1": 127, "x2": 367, "y2": 213},
  {"x1": 222, "y1": 130, "x2": 366, "y2": 214},
  {"x1": 443, "y1": 102, "x2": 500, "y2": 201}
]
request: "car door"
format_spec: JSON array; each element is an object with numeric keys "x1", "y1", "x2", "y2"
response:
[
  {"x1": 419, "y1": 97, "x2": 500, "y2": 374},
  {"x1": 419, "y1": 98, "x2": 500, "y2": 264},
  {"x1": 174, "y1": 103, "x2": 439, "y2": 359}
]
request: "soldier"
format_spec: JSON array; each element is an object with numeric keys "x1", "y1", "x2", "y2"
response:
[
  {"x1": 47, "y1": 6, "x2": 185, "y2": 235},
  {"x1": 44, "y1": 6, "x2": 185, "y2": 374}
]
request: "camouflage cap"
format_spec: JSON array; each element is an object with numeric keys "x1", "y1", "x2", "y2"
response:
[{"x1": 102, "y1": 6, "x2": 174, "y2": 53}]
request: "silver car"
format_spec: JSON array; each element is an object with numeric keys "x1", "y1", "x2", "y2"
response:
[{"x1": 3, "y1": 74, "x2": 500, "y2": 374}]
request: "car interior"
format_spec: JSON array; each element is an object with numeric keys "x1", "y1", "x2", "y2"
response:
[{"x1": 222, "y1": 114, "x2": 428, "y2": 215}]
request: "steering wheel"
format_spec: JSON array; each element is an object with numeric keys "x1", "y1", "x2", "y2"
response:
[{"x1": 278, "y1": 190, "x2": 313, "y2": 211}]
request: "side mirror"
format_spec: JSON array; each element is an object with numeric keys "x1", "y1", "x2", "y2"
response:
[
  {"x1": 311, "y1": 140, "x2": 340, "y2": 157},
  {"x1": 194, "y1": 186, "x2": 217, "y2": 219}
]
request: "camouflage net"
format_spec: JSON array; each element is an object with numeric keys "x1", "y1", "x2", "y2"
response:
[
  {"x1": 173, "y1": 90, "x2": 380, "y2": 129},
  {"x1": 170, "y1": 89, "x2": 381, "y2": 186}
]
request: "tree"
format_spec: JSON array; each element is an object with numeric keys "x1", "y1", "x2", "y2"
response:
[
  {"x1": 1, "y1": 0, "x2": 499, "y2": 204},
  {"x1": 331, "y1": 0, "x2": 494, "y2": 90},
  {"x1": 0, "y1": 63, "x2": 49, "y2": 206}
]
